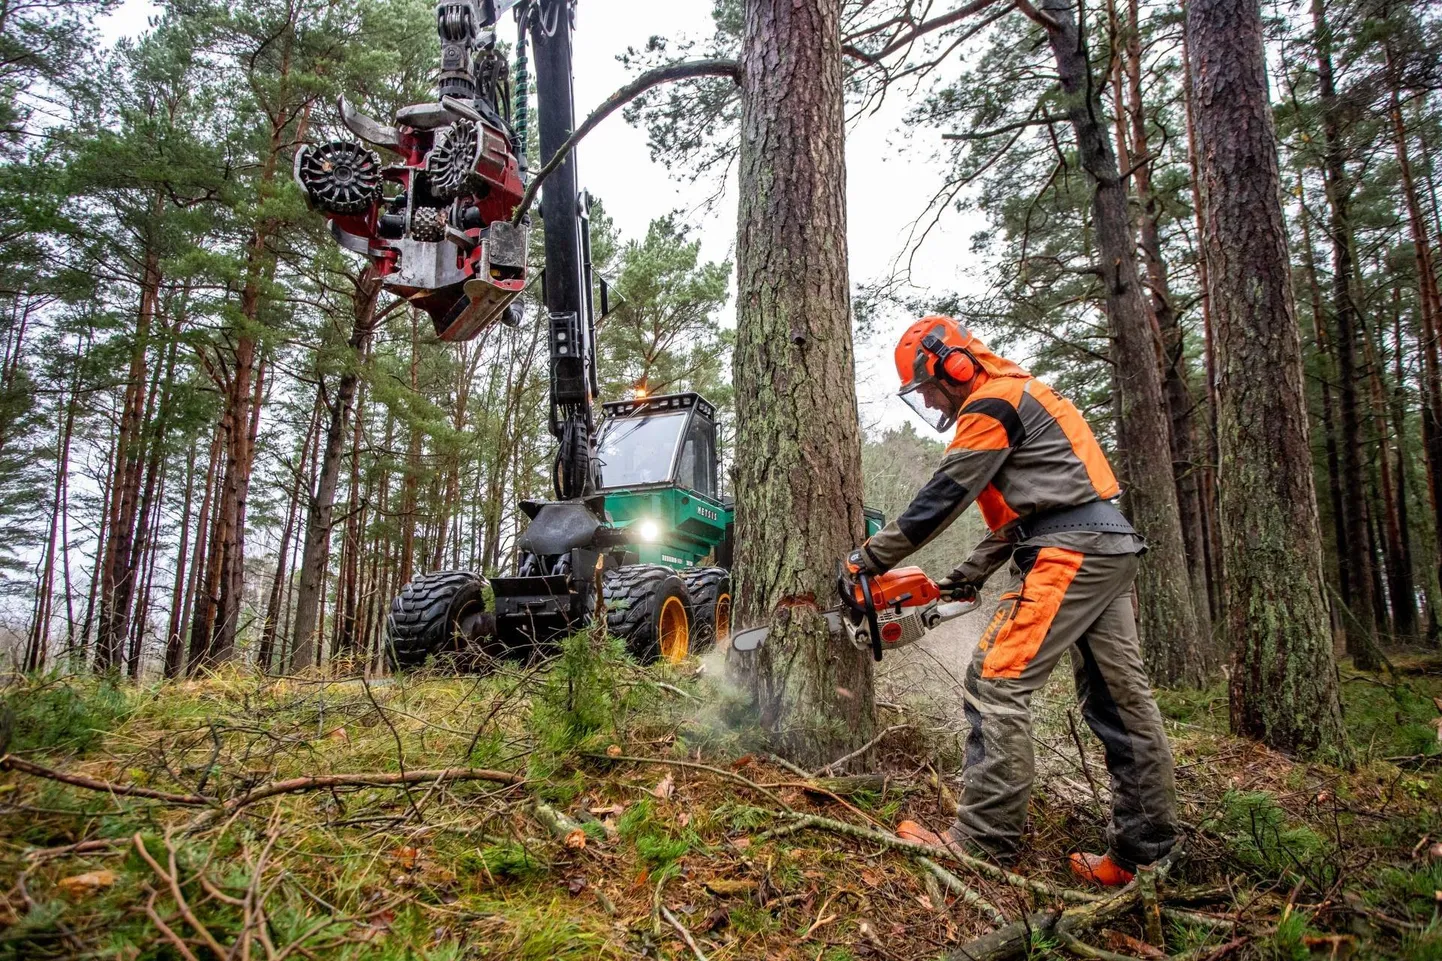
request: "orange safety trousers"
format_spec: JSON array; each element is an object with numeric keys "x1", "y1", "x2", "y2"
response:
[{"x1": 955, "y1": 549, "x2": 1178, "y2": 870}]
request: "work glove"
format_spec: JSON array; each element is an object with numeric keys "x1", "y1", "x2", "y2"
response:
[
  {"x1": 847, "y1": 545, "x2": 887, "y2": 576},
  {"x1": 936, "y1": 570, "x2": 979, "y2": 603}
]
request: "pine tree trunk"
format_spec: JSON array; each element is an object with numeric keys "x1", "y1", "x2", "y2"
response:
[
  {"x1": 1300, "y1": 203, "x2": 1348, "y2": 643},
  {"x1": 259, "y1": 397, "x2": 320, "y2": 670},
  {"x1": 1389, "y1": 57, "x2": 1442, "y2": 633},
  {"x1": 163, "y1": 445, "x2": 197, "y2": 677},
  {"x1": 1311, "y1": 0, "x2": 1381, "y2": 670},
  {"x1": 1181, "y1": 18, "x2": 1225, "y2": 626},
  {"x1": 172, "y1": 428, "x2": 220, "y2": 678},
  {"x1": 1120, "y1": 0, "x2": 1214, "y2": 648},
  {"x1": 26, "y1": 343, "x2": 82, "y2": 671},
  {"x1": 1186, "y1": 0, "x2": 1349, "y2": 760},
  {"x1": 96, "y1": 244, "x2": 163, "y2": 670},
  {"x1": 1030, "y1": 0, "x2": 1205, "y2": 686},
  {"x1": 729, "y1": 0, "x2": 874, "y2": 766},
  {"x1": 291, "y1": 268, "x2": 382, "y2": 670},
  {"x1": 1361, "y1": 304, "x2": 1416, "y2": 638}
]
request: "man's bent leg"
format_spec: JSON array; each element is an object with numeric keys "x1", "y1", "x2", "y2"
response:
[
  {"x1": 955, "y1": 548, "x2": 1126, "y2": 861},
  {"x1": 1071, "y1": 572, "x2": 1179, "y2": 869}
]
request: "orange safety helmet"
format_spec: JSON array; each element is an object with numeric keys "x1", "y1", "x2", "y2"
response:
[{"x1": 894, "y1": 315, "x2": 980, "y2": 432}]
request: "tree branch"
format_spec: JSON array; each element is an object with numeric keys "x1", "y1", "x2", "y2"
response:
[
  {"x1": 510, "y1": 59, "x2": 741, "y2": 227},
  {"x1": 944, "y1": 114, "x2": 1063, "y2": 140},
  {"x1": 1014, "y1": 0, "x2": 1061, "y2": 31},
  {"x1": 846, "y1": 0, "x2": 1012, "y2": 64}
]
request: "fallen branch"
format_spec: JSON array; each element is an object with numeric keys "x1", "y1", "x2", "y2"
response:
[
  {"x1": 661, "y1": 904, "x2": 710, "y2": 961},
  {"x1": 917, "y1": 856, "x2": 1007, "y2": 926},
  {"x1": 1054, "y1": 928, "x2": 1144, "y2": 961},
  {"x1": 196, "y1": 767, "x2": 526, "y2": 826},
  {"x1": 813, "y1": 724, "x2": 910, "y2": 777},
  {"x1": 510, "y1": 58, "x2": 741, "y2": 226},
  {"x1": 4, "y1": 753, "x2": 526, "y2": 827},
  {"x1": 585, "y1": 753, "x2": 794, "y2": 811},
  {"x1": 2, "y1": 754, "x2": 207, "y2": 805},
  {"x1": 1138, "y1": 865, "x2": 1165, "y2": 947},
  {"x1": 765, "y1": 813, "x2": 1099, "y2": 904},
  {"x1": 945, "y1": 872, "x2": 1161, "y2": 961},
  {"x1": 132, "y1": 832, "x2": 229, "y2": 959},
  {"x1": 24, "y1": 838, "x2": 125, "y2": 862}
]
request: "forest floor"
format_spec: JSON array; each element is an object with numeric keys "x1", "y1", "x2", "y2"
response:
[{"x1": 0, "y1": 634, "x2": 1439, "y2": 961}]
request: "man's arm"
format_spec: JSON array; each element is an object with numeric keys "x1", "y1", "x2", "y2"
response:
[
  {"x1": 951, "y1": 529, "x2": 1014, "y2": 586},
  {"x1": 857, "y1": 400, "x2": 1021, "y2": 573}
]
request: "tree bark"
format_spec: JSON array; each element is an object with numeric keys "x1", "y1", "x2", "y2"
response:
[
  {"x1": 1360, "y1": 301, "x2": 1416, "y2": 637},
  {"x1": 290, "y1": 267, "x2": 383, "y2": 670},
  {"x1": 1310, "y1": 0, "x2": 1381, "y2": 670},
  {"x1": 1299, "y1": 197, "x2": 1348, "y2": 643},
  {"x1": 1026, "y1": 0, "x2": 1205, "y2": 686},
  {"x1": 728, "y1": 0, "x2": 874, "y2": 766},
  {"x1": 96, "y1": 240, "x2": 163, "y2": 670},
  {"x1": 1388, "y1": 53, "x2": 1442, "y2": 634},
  {"x1": 1187, "y1": 0, "x2": 1349, "y2": 760},
  {"x1": 1120, "y1": 0, "x2": 1213, "y2": 648},
  {"x1": 259, "y1": 397, "x2": 320, "y2": 671},
  {"x1": 26, "y1": 342, "x2": 83, "y2": 672},
  {"x1": 163, "y1": 445, "x2": 197, "y2": 678}
]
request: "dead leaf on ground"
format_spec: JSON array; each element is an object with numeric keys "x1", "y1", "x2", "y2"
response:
[
  {"x1": 651, "y1": 773, "x2": 675, "y2": 799},
  {"x1": 698, "y1": 906, "x2": 730, "y2": 932},
  {"x1": 605, "y1": 744, "x2": 622, "y2": 757},
  {"x1": 57, "y1": 870, "x2": 115, "y2": 898},
  {"x1": 564, "y1": 829, "x2": 587, "y2": 850},
  {"x1": 1428, "y1": 842, "x2": 1442, "y2": 862},
  {"x1": 589, "y1": 803, "x2": 624, "y2": 817},
  {"x1": 566, "y1": 875, "x2": 587, "y2": 895},
  {"x1": 732, "y1": 837, "x2": 751, "y2": 851},
  {"x1": 730, "y1": 754, "x2": 755, "y2": 769},
  {"x1": 326, "y1": 726, "x2": 349, "y2": 742},
  {"x1": 1431, "y1": 696, "x2": 1442, "y2": 714},
  {"x1": 392, "y1": 846, "x2": 418, "y2": 870},
  {"x1": 677, "y1": 812, "x2": 691, "y2": 828},
  {"x1": 704, "y1": 878, "x2": 757, "y2": 897},
  {"x1": 1102, "y1": 929, "x2": 1166, "y2": 959}
]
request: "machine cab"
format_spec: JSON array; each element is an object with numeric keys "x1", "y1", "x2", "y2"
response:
[{"x1": 597, "y1": 392, "x2": 720, "y2": 498}]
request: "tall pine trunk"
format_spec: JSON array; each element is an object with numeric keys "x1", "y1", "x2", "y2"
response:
[
  {"x1": 1310, "y1": 0, "x2": 1381, "y2": 669},
  {"x1": 96, "y1": 240, "x2": 163, "y2": 670},
  {"x1": 1119, "y1": 0, "x2": 1214, "y2": 646},
  {"x1": 1187, "y1": 0, "x2": 1349, "y2": 760},
  {"x1": 290, "y1": 268, "x2": 383, "y2": 670},
  {"x1": 1029, "y1": 0, "x2": 1205, "y2": 686},
  {"x1": 729, "y1": 0, "x2": 874, "y2": 765}
]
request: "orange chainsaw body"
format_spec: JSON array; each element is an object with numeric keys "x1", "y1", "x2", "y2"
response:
[{"x1": 845, "y1": 565, "x2": 942, "y2": 612}]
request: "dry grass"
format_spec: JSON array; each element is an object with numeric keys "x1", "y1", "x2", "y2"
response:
[{"x1": 0, "y1": 640, "x2": 1439, "y2": 960}]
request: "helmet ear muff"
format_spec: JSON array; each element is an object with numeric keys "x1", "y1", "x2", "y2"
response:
[
  {"x1": 920, "y1": 334, "x2": 976, "y2": 386},
  {"x1": 941, "y1": 350, "x2": 975, "y2": 384}
]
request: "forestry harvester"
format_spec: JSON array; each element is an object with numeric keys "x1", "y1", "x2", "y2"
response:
[{"x1": 296, "y1": 0, "x2": 882, "y2": 667}]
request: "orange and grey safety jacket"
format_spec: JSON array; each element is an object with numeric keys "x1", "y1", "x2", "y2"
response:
[{"x1": 859, "y1": 369, "x2": 1143, "y2": 582}]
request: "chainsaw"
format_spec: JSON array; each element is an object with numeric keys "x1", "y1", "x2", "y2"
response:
[{"x1": 730, "y1": 563, "x2": 980, "y2": 661}]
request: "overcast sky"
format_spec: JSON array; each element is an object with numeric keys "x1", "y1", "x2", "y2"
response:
[{"x1": 99, "y1": 0, "x2": 990, "y2": 430}]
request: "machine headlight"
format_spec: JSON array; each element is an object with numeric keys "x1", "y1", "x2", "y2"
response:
[{"x1": 638, "y1": 519, "x2": 661, "y2": 542}]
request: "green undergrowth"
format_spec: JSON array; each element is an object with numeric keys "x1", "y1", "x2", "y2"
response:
[{"x1": 0, "y1": 646, "x2": 1439, "y2": 959}]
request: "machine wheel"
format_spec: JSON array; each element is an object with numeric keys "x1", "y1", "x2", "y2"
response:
[
  {"x1": 385, "y1": 570, "x2": 488, "y2": 670},
  {"x1": 682, "y1": 568, "x2": 731, "y2": 653},
  {"x1": 604, "y1": 566, "x2": 693, "y2": 664}
]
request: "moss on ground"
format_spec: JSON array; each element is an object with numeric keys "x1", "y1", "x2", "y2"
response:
[{"x1": 0, "y1": 644, "x2": 1438, "y2": 959}]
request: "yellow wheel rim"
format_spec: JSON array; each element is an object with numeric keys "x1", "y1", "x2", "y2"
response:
[
  {"x1": 714, "y1": 593, "x2": 732, "y2": 644},
  {"x1": 659, "y1": 595, "x2": 690, "y2": 663}
]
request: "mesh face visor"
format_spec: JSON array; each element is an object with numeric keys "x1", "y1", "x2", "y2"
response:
[{"x1": 899, "y1": 377, "x2": 961, "y2": 433}]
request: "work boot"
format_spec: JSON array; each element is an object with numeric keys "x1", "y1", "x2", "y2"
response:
[
  {"x1": 1068, "y1": 852, "x2": 1134, "y2": 887},
  {"x1": 897, "y1": 820, "x2": 972, "y2": 856}
]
